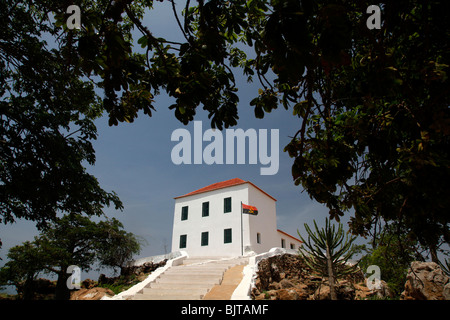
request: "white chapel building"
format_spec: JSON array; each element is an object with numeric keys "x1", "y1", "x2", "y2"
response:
[{"x1": 171, "y1": 178, "x2": 302, "y2": 257}]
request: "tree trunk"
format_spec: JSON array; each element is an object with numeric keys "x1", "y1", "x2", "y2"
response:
[
  {"x1": 55, "y1": 268, "x2": 71, "y2": 300},
  {"x1": 23, "y1": 274, "x2": 35, "y2": 300},
  {"x1": 326, "y1": 244, "x2": 338, "y2": 300}
]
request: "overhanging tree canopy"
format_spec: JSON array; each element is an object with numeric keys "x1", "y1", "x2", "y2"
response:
[
  {"x1": 0, "y1": 0, "x2": 123, "y2": 240},
  {"x1": 2, "y1": 1, "x2": 449, "y2": 259}
]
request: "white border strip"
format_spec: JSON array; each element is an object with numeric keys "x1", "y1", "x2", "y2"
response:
[{"x1": 231, "y1": 247, "x2": 291, "y2": 300}]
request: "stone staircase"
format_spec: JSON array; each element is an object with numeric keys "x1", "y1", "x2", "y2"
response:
[{"x1": 131, "y1": 256, "x2": 248, "y2": 300}]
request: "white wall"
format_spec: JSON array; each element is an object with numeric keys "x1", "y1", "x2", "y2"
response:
[
  {"x1": 277, "y1": 230, "x2": 303, "y2": 251},
  {"x1": 246, "y1": 184, "x2": 278, "y2": 254},
  {"x1": 171, "y1": 184, "x2": 249, "y2": 257},
  {"x1": 170, "y1": 181, "x2": 299, "y2": 257}
]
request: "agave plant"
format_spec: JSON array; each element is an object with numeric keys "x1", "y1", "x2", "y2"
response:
[
  {"x1": 439, "y1": 259, "x2": 450, "y2": 277},
  {"x1": 297, "y1": 218, "x2": 358, "y2": 300}
]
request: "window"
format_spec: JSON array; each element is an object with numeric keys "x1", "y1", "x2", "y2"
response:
[
  {"x1": 224, "y1": 197, "x2": 232, "y2": 213},
  {"x1": 179, "y1": 234, "x2": 187, "y2": 248},
  {"x1": 224, "y1": 228, "x2": 232, "y2": 243},
  {"x1": 181, "y1": 206, "x2": 188, "y2": 221},
  {"x1": 290, "y1": 243, "x2": 295, "y2": 250},
  {"x1": 281, "y1": 238, "x2": 286, "y2": 248},
  {"x1": 202, "y1": 202, "x2": 209, "y2": 217},
  {"x1": 201, "y1": 232, "x2": 209, "y2": 246},
  {"x1": 256, "y1": 233, "x2": 261, "y2": 244}
]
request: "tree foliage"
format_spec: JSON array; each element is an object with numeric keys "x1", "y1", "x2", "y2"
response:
[
  {"x1": 2, "y1": 1, "x2": 448, "y2": 258},
  {"x1": 357, "y1": 223, "x2": 419, "y2": 297},
  {"x1": 95, "y1": 218, "x2": 144, "y2": 273},
  {"x1": 0, "y1": 0, "x2": 123, "y2": 240},
  {"x1": 0, "y1": 241, "x2": 47, "y2": 300},
  {"x1": 0, "y1": 214, "x2": 142, "y2": 300},
  {"x1": 298, "y1": 218, "x2": 357, "y2": 300}
]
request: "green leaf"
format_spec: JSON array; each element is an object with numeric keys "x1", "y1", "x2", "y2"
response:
[{"x1": 137, "y1": 35, "x2": 148, "y2": 48}]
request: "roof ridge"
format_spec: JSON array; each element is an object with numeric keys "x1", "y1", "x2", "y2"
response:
[
  {"x1": 173, "y1": 178, "x2": 276, "y2": 201},
  {"x1": 277, "y1": 229, "x2": 303, "y2": 243}
]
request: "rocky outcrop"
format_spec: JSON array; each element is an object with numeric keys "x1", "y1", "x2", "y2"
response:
[
  {"x1": 251, "y1": 253, "x2": 393, "y2": 300},
  {"x1": 444, "y1": 283, "x2": 450, "y2": 300},
  {"x1": 71, "y1": 287, "x2": 115, "y2": 300},
  {"x1": 401, "y1": 261, "x2": 450, "y2": 300},
  {"x1": 120, "y1": 259, "x2": 167, "y2": 278},
  {"x1": 82, "y1": 278, "x2": 97, "y2": 289}
]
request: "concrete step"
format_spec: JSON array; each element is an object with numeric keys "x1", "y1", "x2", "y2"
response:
[
  {"x1": 207, "y1": 258, "x2": 249, "y2": 265},
  {"x1": 132, "y1": 293, "x2": 203, "y2": 300},
  {"x1": 161, "y1": 271, "x2": 225, "y2": 278},
  {"x1": 176, "y1": 263, "x2": 232, "y2": 269},
  {"x1": 148, "y1": 282, "x2": 213, "y2": 289},
  {"x1": 141, "y1": 287, "x2": 208, "y2": 296},
  {"x1": 181, "y1": 256, "x2": 237, "y2": 265},
  {"x1": 154, "y1": 275, "x2": 222, "y2": 285},
  {"x1": 162, "y1": 269, "x2": 226, "y2": 276},
  {"x1": 170, "y1": 263, "x2": 227, "y2": 267},
  {"x1": 183, "y1": 256, "x2": 231, "y2": 261},
  {"x1": 130, "y1": 256, "x2": 250, "y2": 300}
]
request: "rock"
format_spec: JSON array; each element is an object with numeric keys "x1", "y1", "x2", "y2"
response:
[
  {"x1": 252, "y1": 253, "x2": 393, "y2": 300},
  {"x1": 268, "y1": 282, "x2": 281, "y2": 290},
  {"x1": 81, "y1": 279, "x2": 96, "y2": 289},
  {"x1": 313, "y1": 284, "x2": 331, "y2": 300},
  {"x1": 266, "y1": 290, "x2": 278, "y2": 300},
  {"x1": 270, "y1": 263, "x2": 281, "y2": 283},
  {"x1": 276, "y1": 288, "x2": 306, "y2": 300},
  {"x1": 251, "y1": 285, "x2": 261, "y2": 297},
  {"x1": 71, "y1": 287, "x2": 115, "y2": 300},
  {"x1": 354, "y1": 282, "x2": 375, "y2": 300},
  {"x1": 375, "y1": 280, "x2": 394, "y2": 299},
  {"x1": 308, "y1": 275, "x2": 322, "y2": 282},
  {"x1": 280, "y1": 279, "x2": 295, "y2": 289},
  {"x1": 276, "y1": 289, "x2": 297, "y2": 300},
  {"x1": 353, "y1": 280, "x2": 394, "y2": 300},
  {"x1": 338, "y1": 280, "x2": 355, "y2": 300},
  {"x1": 401, "y1": 261, "x2": 450, "y2": 300},
  {"x1": 121, "y1": 259, "x2": 167, "y2": 277},
  {"x1": 443, "y1": 283, "x2": 450, "y2": 300},
  {"x1": 310, "y1": 281, "x2": 356, "y2": 300},
  {"x1": 254, "y1": 253, "x2": 314, "y2": 294},
  {"x1": 254, "y1": 293, "x2": 267, "y2": 300}
]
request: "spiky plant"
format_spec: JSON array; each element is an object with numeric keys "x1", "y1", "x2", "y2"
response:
[
  {"x1": 297, "y1": 218, "x2": 358, "y2": 300},
  {"x1": 439, "y1": 259, "x2": 450, "y2": 277}
]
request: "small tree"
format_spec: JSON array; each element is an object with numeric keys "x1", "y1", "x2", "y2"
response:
[
  {"x1": 0, "y1": 214, "x2": 142, "y2": 300},
  {"x1": 95, "y1": 218, "x2": 145, "y2": 274},
  {"x1": 358, "y1": 222, "x2": 431, "y2": 297},
  {"x1": 0, "y1": 241, "x2": 46, "y2": 300},
  {"x1": 297, "y1": 218, "x2": 357, "y2": 300}
]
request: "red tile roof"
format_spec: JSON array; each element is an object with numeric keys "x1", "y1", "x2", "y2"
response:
[{"x1": 174, "y1": 178, "x2": 276, "y2": 201}]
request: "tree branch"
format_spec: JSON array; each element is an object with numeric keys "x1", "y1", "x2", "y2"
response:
[{"x1": 170, "y1": 0, "x2": 189, "y2": 42}]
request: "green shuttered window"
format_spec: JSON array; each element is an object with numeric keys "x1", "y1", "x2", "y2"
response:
[
  {"x1": 224, "y1": 228, "x2": 232, "y2": 244},
  {"x1": 224, "y1": 197, "x2": 231, "y2": 213}
]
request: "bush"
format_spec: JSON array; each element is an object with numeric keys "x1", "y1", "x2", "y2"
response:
[{"x1": 357, "y1": 225, "x2": 416, "y2": 297}]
